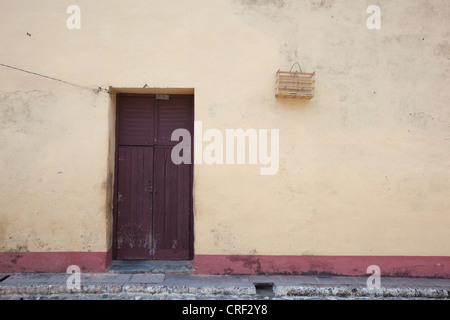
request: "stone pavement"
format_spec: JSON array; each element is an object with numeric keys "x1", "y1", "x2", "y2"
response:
[{"x1": 1, "y1": 272, "x2": 449, "y2": 299}]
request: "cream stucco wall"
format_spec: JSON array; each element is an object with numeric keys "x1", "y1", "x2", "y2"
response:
[{"x1": 0, "y1": 0, "x2": 449, "y2": 257}]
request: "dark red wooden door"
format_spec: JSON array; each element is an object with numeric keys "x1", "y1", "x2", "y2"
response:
[
  {"x1": 116, "y1": 146, "x2": 153, "y2": 259},
  {"x1": 114, "y1": 94, "x2": 193, "y2": 261},
  {"x1": 153, "y1": 147, "x2": 192, "y2": 259}
]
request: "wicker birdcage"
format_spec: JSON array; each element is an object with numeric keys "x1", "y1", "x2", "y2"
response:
[{"x1": 275, "y1": 65, "x2": 315, "y2": 99}]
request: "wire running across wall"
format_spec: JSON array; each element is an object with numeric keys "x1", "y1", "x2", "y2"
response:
[{"x1": 0, "y1": 63, "x2": 110, "y2": 94}]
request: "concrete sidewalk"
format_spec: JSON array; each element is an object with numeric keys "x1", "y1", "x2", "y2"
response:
[{"x1": 1, "y1": 272, "x2": 449, "y2": 299}]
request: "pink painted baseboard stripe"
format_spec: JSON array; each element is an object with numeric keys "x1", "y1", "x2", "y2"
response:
[
  {"x1": 193, "y1": 254, "x2": 450, "y2": 278},
  {"x1": 0, "y1": 249, "x2": 112, "y2": 273},
  {"x1": 1, "y1": 252, "x2": 449, "y2": 277}
]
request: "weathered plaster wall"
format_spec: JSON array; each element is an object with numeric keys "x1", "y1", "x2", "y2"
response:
[
  {"x1": 0, "y1": 0, "x2": 449, "y2": 270},
  {"x1": 0, "y1": 83, "x2": 111, "y2": 253}
]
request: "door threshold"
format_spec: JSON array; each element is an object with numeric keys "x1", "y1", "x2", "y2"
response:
[{"x1": 108, "y1": 260, "x2": 193, "y2": 274}]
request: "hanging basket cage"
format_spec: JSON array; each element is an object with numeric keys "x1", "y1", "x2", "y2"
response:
[{"x1": 275, "y1": 69, "x2": 315, "y2": 99}]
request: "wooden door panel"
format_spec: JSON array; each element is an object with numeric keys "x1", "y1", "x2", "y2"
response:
[
  {"x1": 116, "y1": 146, "x2": 154, "y2": 260},
  {"x1": 153, "y1": 147, "x2": 192, "y2": 260},
  {"x1": 156, "y1": 96, "x2": 193, "y2": 146},
  {"x1": 118, "y1": 96, "x2": 155, "y2": 146}
]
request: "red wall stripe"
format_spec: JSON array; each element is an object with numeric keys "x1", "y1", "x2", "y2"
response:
[
  {"x1": 1, "y1": 251, "x2": 449, "y2": 278},
  {"x1": 193, "y1": 254, "x2": 450, "y2": 278},
  {"x1": 0, "y1": 249, "x2": 112, "y2": 273}
]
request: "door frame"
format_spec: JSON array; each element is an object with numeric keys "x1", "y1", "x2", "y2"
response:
[{"x1": 112, "y1": 93, "x2": 194, "y2": 260}]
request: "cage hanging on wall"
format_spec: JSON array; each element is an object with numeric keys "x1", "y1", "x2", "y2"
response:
[{"x1": 276, "y1": 62, "x2": 315, "y2": 99}]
